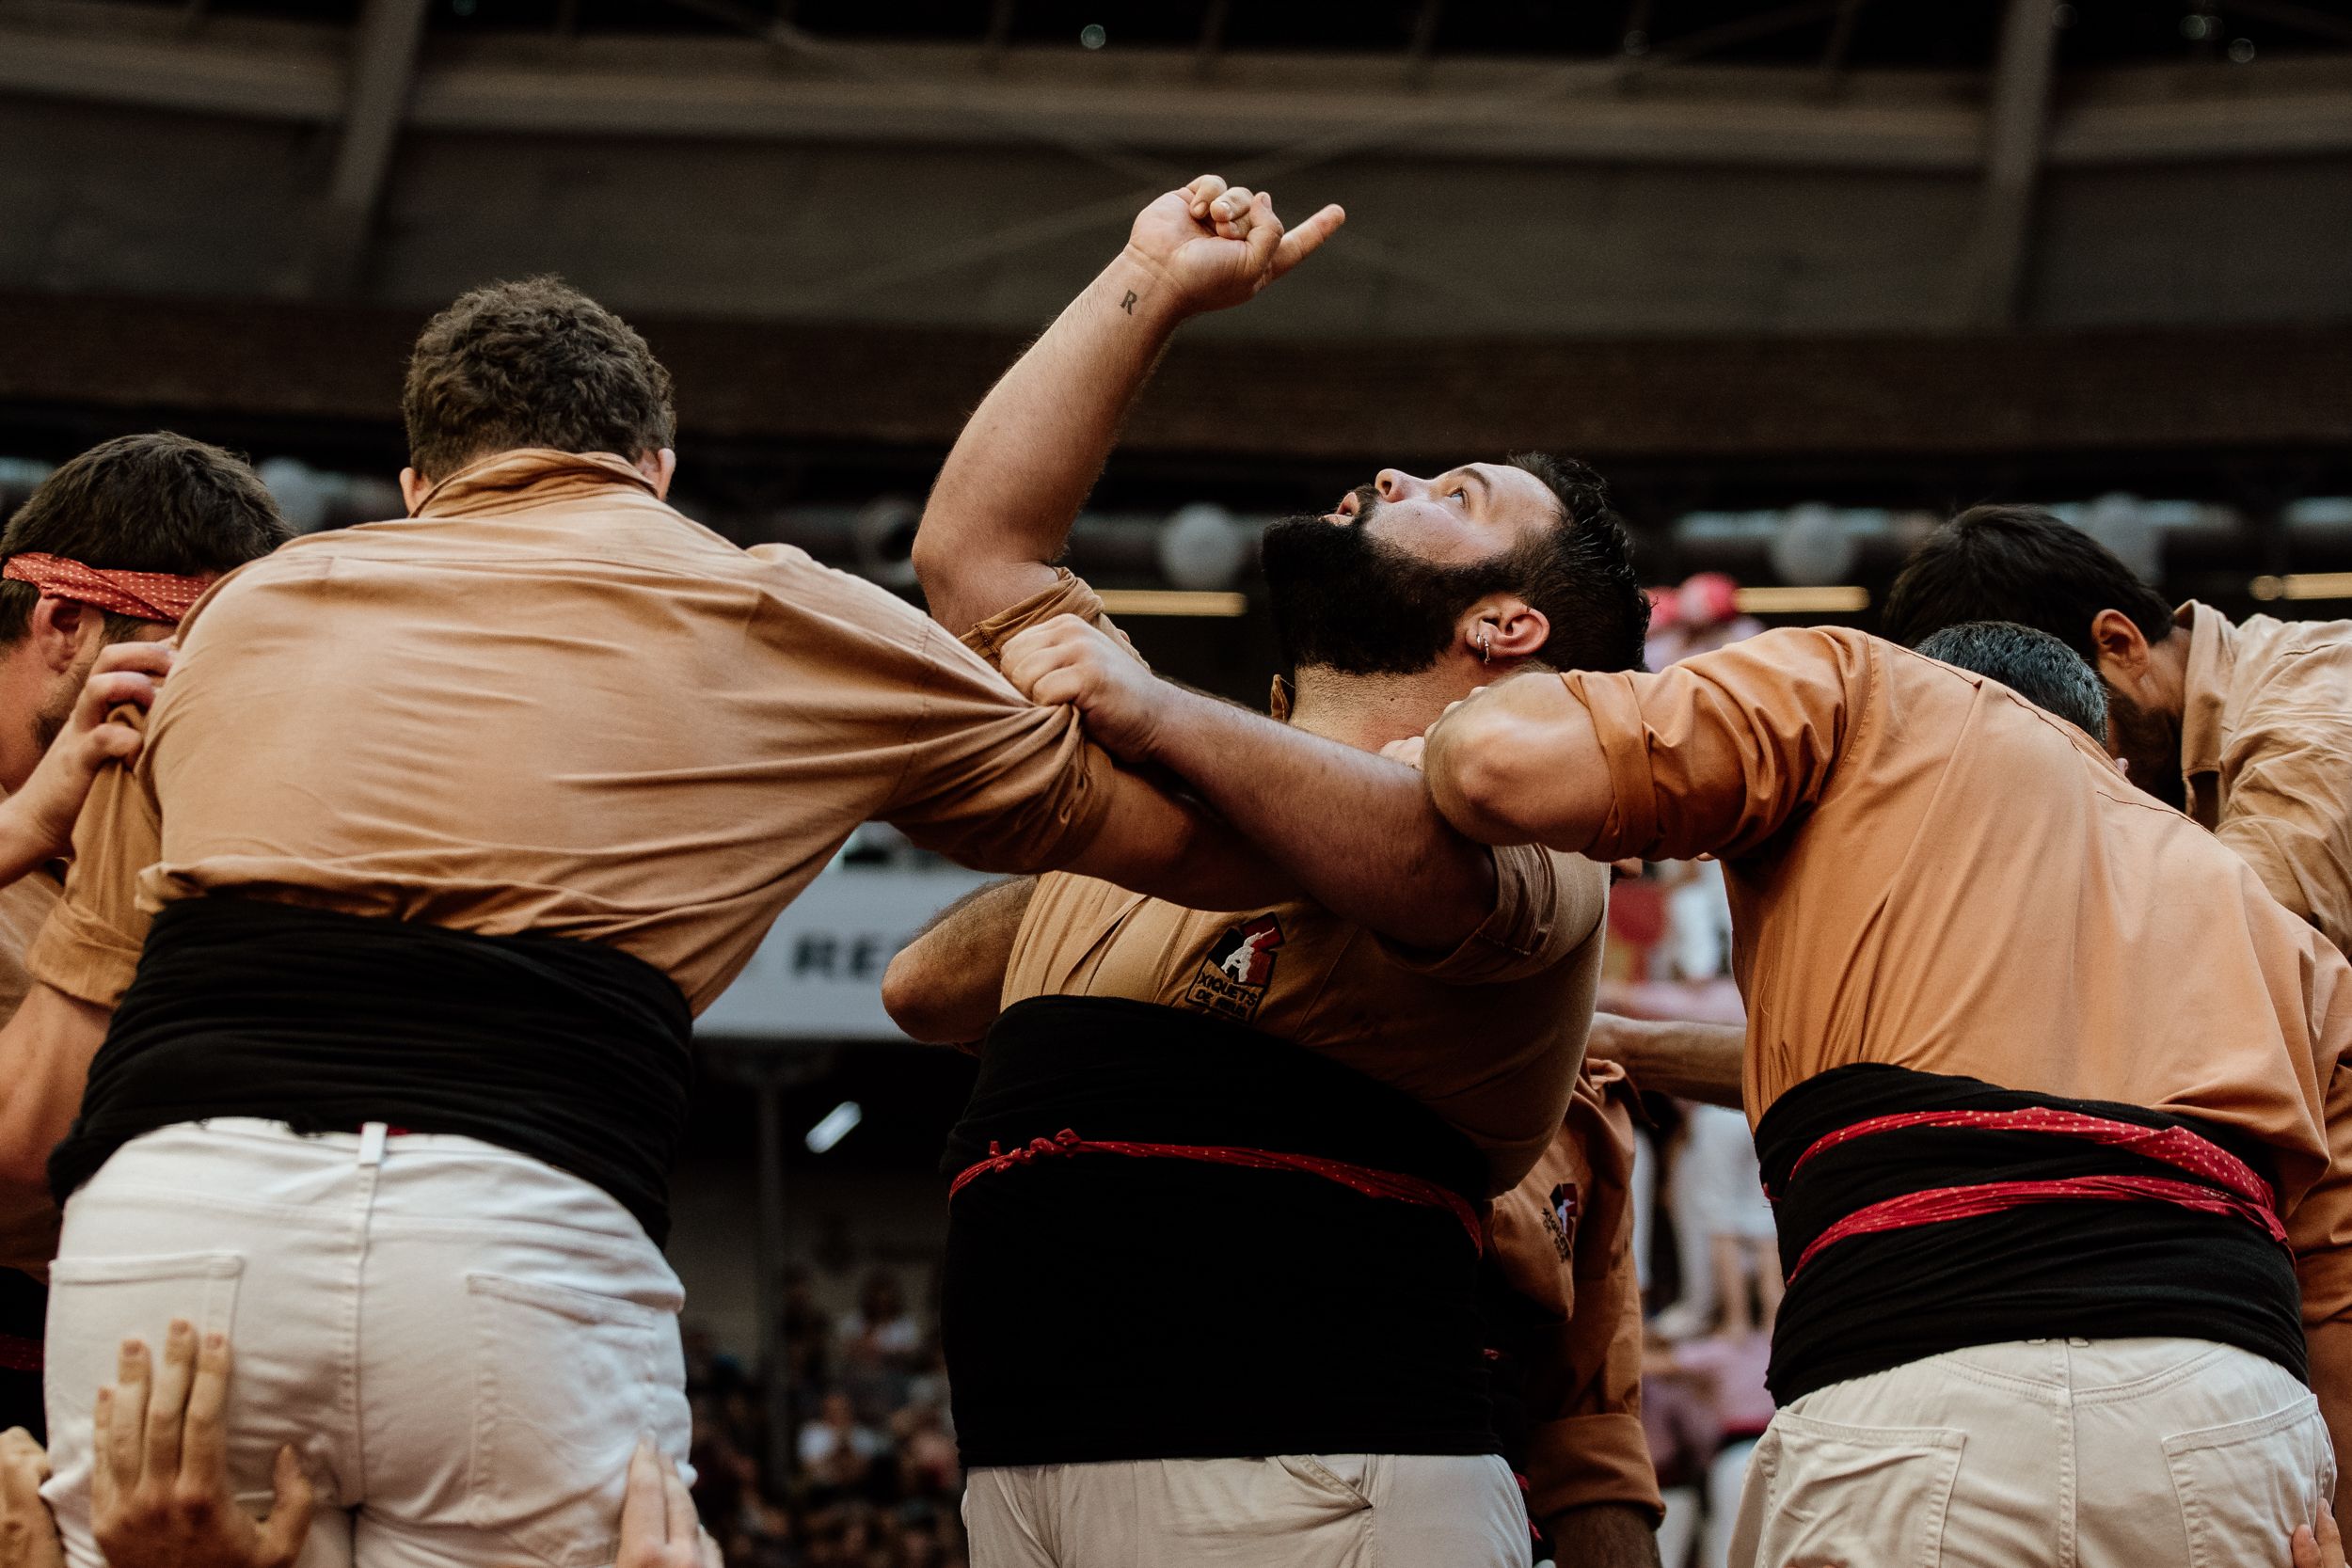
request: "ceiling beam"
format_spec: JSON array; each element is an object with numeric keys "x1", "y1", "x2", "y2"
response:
[
  {"x1": 1, "y1": 291, "x2": 2346, "y2": 465},
  {"x1": 308, "y1": 0, "x2": 431, "y2": 296},
  {"x1": 5, "y1": 17, "x2": 2351, "y2": 170},
  {"x1": 1963, "y1": 0, "x2": 2059, "y2": 327}
]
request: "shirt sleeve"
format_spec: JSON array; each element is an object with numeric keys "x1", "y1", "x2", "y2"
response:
[
  {"x1": 875, "y1": 617, "x2": 1121, "y2": 875},
  {"x1": 2288, "y1": 943, "x2": 2352, "y2": 1328},
  {"x1": 2212, "y1": 646, "x2": 2352, "y2": 957},
  {"x1": 25, "y1": 737, "x2": 162, "y2": 1009},
  {"x1": 1380, "y1": 845, "x2": 1608, "y2": 986},
  {"x1": 1521, "y1": 1064, "x2": 1665, "y2": 1524},
  {"x1": 958, "y1": 568, "x2": 1141, "y2": 673},
  {"x1": 1561, "y1": 626, "x2": 1874, "y2": 864}
]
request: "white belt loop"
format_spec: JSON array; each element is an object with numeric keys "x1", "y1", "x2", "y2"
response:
[{"x1": 358, "y1": 1121, "x2": 389, "y2": 1168}]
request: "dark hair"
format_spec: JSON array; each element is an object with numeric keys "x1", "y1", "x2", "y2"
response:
[
  {"x1": 1505, "y1": 451, "x2": 1651, "y2": 673},
  {"x1": 0, "y1": 433, "x2": 293, "y2": 646},
  {"x1": 1915, "y1": 620, "x2": 2109, "y2": 736},
  {"x1": 403, "y1": 277, "x2": 676, "y2": 482},
  {"x1": 1882, "y1": 504, "x2": 2175, "y2": 664}
]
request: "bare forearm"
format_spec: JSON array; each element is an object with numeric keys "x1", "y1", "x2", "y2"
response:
[
  {"x1": 1061, "y1": 769, "x2": 1295, "y2": 913},
  {"x1": 882, "y1": 878, "x2": 1037, "y2": 1046},
  {"x1": 1544, "y1": 1504, "x2": 1661, "y2": 1568},
  {"x1": 915, "y1": 251, "x2": 1186, "y2": 638},
  {"x1": 1138, "y1": 687, "x2": 1494, "y2": 950},
  {"x1": 1585, "y1": 1014, "x2": 1747, "y2": 1109}
]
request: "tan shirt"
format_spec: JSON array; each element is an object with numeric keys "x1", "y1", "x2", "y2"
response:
[
  {"x1": 2178, "y1": 600, "x2": 2352, "y2": 958},
  {"x1": 29, "y1": 451, "x2": 1120, "y2": 1014},
  {"x1": 971, "y1": 571, "x2": 1609, "y2": 1196},
  {"x1": 1560, "y1": 626, "x2": 2352, "y2": 1320},
  {"x1": 1487, "y1": 1060, "x2": 1661, "y2": 1523}
]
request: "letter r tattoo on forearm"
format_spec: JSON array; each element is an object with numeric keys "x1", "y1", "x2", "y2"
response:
[{"x1": 1120, "y1": 290, "x2": 1137, "y2": 315}]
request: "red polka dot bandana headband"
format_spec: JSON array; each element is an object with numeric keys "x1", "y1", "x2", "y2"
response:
[{"x1": 1, "y1": 553, "x2": 216, "y2": 625}]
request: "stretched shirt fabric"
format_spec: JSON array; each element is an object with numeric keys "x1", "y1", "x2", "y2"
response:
[
  {"x1": 965, "y1": 569, "x2": 1610, "y2": 1196},
  {"x1": 1484, "y1": 1060, "x2": 1662, "y2": 1526},
  {"x1": 2175, "y1": 600, "x2": 2352, "y2": 958},
  {"x1": 29, "y1": 450, "x2": 1120, "y2": 1015},
  {"x1": 1554, "y1": 626, "x2": 2352, "y2": 1328}
]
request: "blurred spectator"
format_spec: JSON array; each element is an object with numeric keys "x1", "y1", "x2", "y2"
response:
[
  {"x1": 838, "y1": 1271, "x2": 926, "y2": 1423},
  {"x1": 800, "y1": 1390, "x2": 887, "y2": 1491}
]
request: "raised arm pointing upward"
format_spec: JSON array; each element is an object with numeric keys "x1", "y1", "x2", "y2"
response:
[{"x1": 915, "y1": 176, "x2": 1342, "y2": 641}]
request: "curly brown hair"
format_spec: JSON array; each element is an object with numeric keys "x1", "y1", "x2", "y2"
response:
[{"x1": 403, "y1": 277, "x2": 676, "y2": 482}]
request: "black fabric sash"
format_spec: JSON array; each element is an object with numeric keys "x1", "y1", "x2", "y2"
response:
[
  {"x1": 1757, "y1": 1063, "x2": 2305, "y2": 1405},
  {"x1": 942, "y1": 995, "x2": 1497, "y2": 1467},
  {"x1": 50, "y1": 897, "x2": 693, "y2": 1244}
]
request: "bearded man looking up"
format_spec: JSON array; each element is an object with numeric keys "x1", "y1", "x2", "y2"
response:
[{"x1": 884, "y1": 177, "x2": 1660, "y2": 1568}]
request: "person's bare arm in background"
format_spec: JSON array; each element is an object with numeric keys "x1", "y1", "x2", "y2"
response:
[
  {"x1": 914, "y1": 177, "x2": 1342, "y2": 641},
  {"x1": 882, "y1": 878, "x2": 1037, "y2": 1046},
  {"x1": 1583, "y1": 1013, "x2": 1746, "y2": 1110}
]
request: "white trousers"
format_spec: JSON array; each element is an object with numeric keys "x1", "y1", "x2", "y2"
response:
[
  {"x1": 41, "y1": 1118, "x2": 691, "y2": 1568},
  {"x1": 1730, "y1": 1337, "x2": 2335, "y2": 1568},
  {"x1": 964, "y1": 1453, "x2": 1526, "y2": 1568}
]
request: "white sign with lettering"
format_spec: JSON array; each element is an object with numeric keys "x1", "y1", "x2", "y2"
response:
[{"x1": 695, "y1": 864, "x2": 993, "y2": 1039}]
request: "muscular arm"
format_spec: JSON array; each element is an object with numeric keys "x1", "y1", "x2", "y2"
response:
[
  {"x1": 914, "y1": 180, "x2": 1341, "y2": 640},
  {"x1": 1423, "y1": 671, "x2": 1616, "y2": 851},
  {"x1": 1136, "y1": 685, "x2": 1499, "y2": 953},
  {"x1": 1544, "y1": 1506, "x2": 1661, "y2": 1568},
  {"x1": 1583, "y1": 1013, "x2": 1747, "y2": 1109},
  {"x1": 0, "y1": 983, "x2": 112, "y2": 1195},
  {"x1": 882, "y1": 878, "x2": 1037, "y2": 1046}
]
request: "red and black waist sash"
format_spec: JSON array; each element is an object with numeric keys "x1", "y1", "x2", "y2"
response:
[
  {"x1": 941, "y1": 995, "x2": 1497, "y2": 1468},
  {"x1": 1756, "y1": 1064, "x2": 2306, "y2": 1405}
]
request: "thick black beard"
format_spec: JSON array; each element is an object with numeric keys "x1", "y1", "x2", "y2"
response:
[{"x1": 1261, "y1": 506, "x2": 1529, "y2": 677}]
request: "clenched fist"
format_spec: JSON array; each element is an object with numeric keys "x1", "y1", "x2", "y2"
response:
[
  {"x1": 1000, "y1": 614, "x2": 1175, "y2": 763},
  {"x1": 1121, "y1": 174, "x2": 1345, "y2": 319}
]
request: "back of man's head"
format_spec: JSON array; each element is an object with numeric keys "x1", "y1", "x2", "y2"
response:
[
  {"x1": 1502, "y1": 452, "x2": 1651, "y2": 673},
  {"x1": 0, "y1": 433, "x2": 293, "y2": 647},
  {"x1": 1881, "y1": 504, "x2": 2175, "y2": 664},
  {"x1": 1915, "y1": 619, "x2": 2109, "y2": 737},
  {"x1": 403, "y1": 277, "x2": 676, "y2": 483}
]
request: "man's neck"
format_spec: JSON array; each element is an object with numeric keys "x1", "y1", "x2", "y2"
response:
[{"x1": 1284, "y1": 658, "x2": 1497, "y2": 752}]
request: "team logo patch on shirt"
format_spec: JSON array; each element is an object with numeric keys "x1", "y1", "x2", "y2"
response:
[
  {"x1": 1545, "y1": 1181, "x2": 1579, "y2": 1259},
  {"x1": 1184, "y1": 914, "x2": 1287, "y2": 1022}
]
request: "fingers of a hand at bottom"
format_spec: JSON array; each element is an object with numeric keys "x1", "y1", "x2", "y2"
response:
[
  {"x1": 621, "y1": 1441, "x2": 668, "y2": 1551},
  {"x1": 141, "y1": 1321, "x2": 197, "y2": 1481},
  {"x1": 180, "y1": 1332, "x2": 232, "y2": 1485},
  {"x1": 109, "y1": 1339, "x2": 151, "y2": 1488},
  {"x1": 88, "y1": 1391, "x2": 118, "y2": 1514},
  {"x1": 257, "y1": 1447, "x2": 316, "y2": 1568},
  {"x1": 1184, "y1": 174, "x2": 1229, "y2": 215},
  {"x1": 90, "y1": 641, "x2": 172, "y2": 679},
  {"x1": 662, "y1": 1460, "x2": 697, "y2": 1547},
  {"x1": 2296, "y1": 1525, "x2": 2321, "y2": 1568},
  {"x1": 0, "y1": 1429, "x2": 46, "y2": 1514}
]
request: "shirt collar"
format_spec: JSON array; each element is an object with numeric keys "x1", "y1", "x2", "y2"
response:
[
  {"x1": 411, "y1": 449, "x2": 658, "y2": 518},
  {"x1": 2178, "y1": 599, "x2": 2235, "y2": 780}
]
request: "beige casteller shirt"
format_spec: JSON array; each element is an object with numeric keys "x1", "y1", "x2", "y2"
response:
[
  {"x1": 2177, "y1": 600, "x2": 2352, "y2": 958},
  {"x1": 967, "y1": 570, "x2": 1610, "y2": 1196},
  {"x1": 30, "y1": 451, "x2": 1123, "y2": 1014},
  {"x1": 1556, "y1": 626, "x2": 2352, "y2": 1322}
]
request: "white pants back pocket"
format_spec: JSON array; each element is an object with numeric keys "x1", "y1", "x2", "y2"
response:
[
  {"x1": 2164, "y1": 1392, "x2": 2335, "y2": 1568},
  {"x1": 1735, "y1": 1411, "x2": 1964, "y2": 1568},
  {"x1": 464, "y1": 1271, "x2": 686, "y2": 1568}
]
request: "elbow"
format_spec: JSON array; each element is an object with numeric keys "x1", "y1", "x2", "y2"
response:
[
  {"x1": 880, "y1": 950, "x2": 941, "y2": 1041},
  {"x1": 881, "y1": 947, "x2": 974, "y2": 1046},
  {"x1": 907, "y1": 528, "x2": 951, "y2": 595},
  {"x1": 1428, "y1": 706, "x2": 1535, "y2": 846}
]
